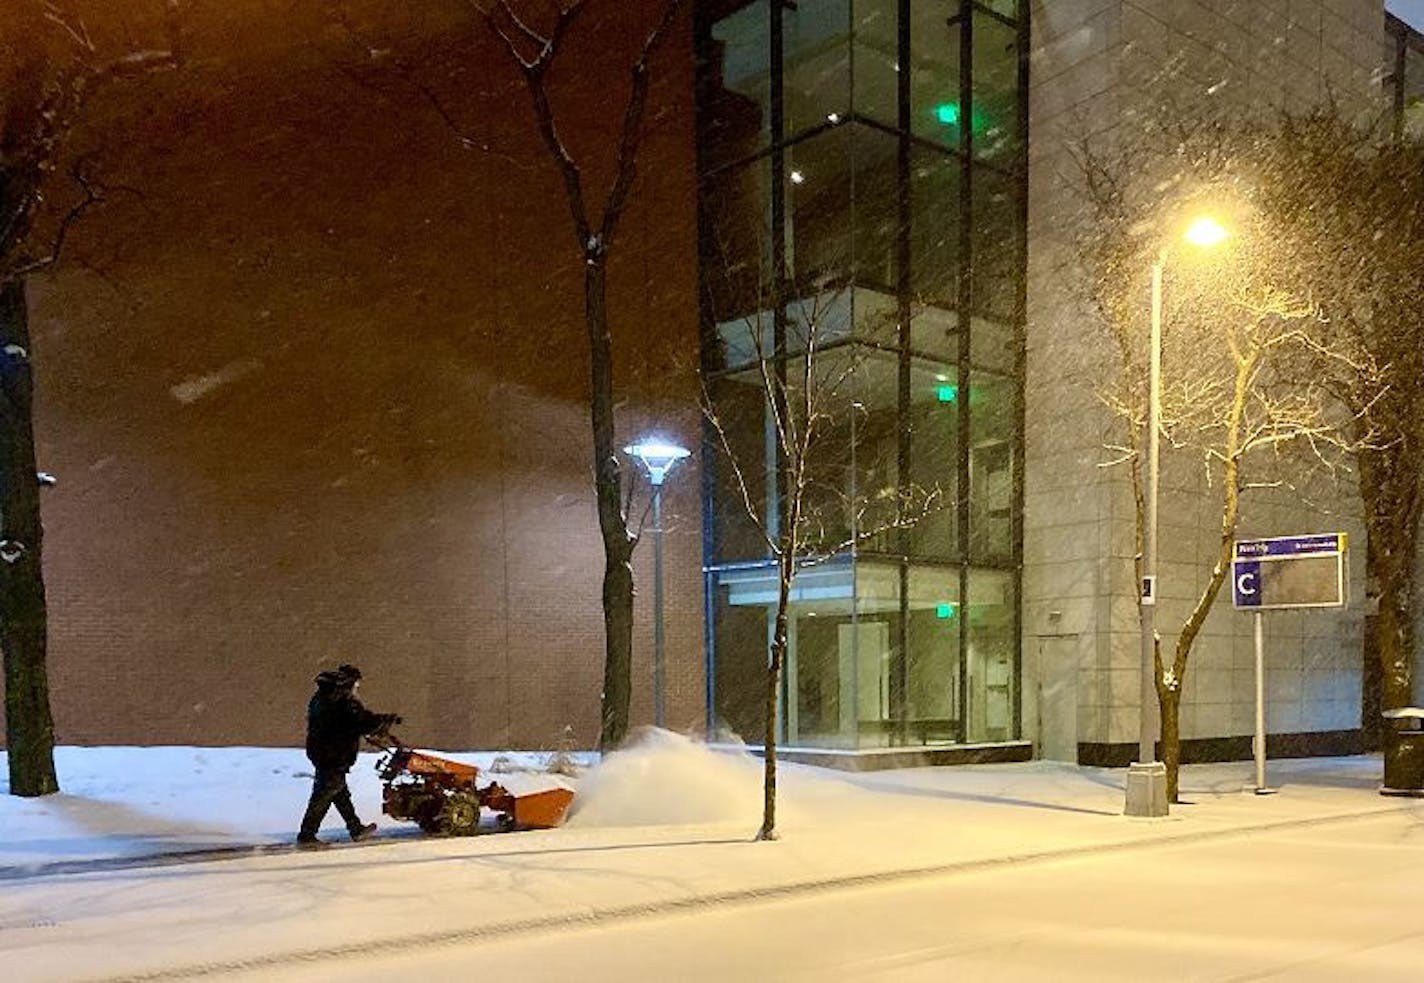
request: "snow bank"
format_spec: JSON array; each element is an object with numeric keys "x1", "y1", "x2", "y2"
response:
[{"x1": 0, "y1": 746, "x2": 327, "y2": 867}]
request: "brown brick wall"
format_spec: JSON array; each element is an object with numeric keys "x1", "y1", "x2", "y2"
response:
[{"x1": 4, "y1": 1, "x2": 705, "y2": 752}]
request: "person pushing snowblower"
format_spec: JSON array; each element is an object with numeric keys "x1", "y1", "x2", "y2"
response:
[{"x1": 297, "y1": 663, "x2": 400, "y2": 848}]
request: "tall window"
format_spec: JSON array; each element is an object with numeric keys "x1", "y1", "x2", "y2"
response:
[{"x1": 698, "y1": 0, "x2": 1027, "y2": 750}]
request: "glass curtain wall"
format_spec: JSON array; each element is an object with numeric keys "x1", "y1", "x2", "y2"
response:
[{"x1": 697, "y1": 0, "x2": 1026, "y2": 750}]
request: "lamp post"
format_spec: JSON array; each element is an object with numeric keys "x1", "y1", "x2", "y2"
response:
[
  {"x1": 624, "y1": 439, "x2": 691, "y2": 729},
  {"x1": 1125, "y1": 215, "x2": 1229, "y2": 819}
]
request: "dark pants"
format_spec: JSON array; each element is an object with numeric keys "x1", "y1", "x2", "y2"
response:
[{"x1": 299, "y1": 766, "x2": 363, "y2": 839}]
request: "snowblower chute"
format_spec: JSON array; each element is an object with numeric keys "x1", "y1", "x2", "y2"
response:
[{"x1": 370, "y1": 734, "x2": 574, "y2": 835}]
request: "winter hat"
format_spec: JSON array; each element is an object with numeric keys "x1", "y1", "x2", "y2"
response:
[{"x1": 335, "y1": 663, "x2": 363, "y2": 683}]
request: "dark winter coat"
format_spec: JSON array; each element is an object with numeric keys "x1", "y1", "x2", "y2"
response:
[{"x1": 305, "y1": 682, "x2": 388, "y2": 770}]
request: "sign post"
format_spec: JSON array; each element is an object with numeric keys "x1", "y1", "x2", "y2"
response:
[
  {"x1": 1253, "y1": 610, "x2": 1265, "y2": 792},
  {"x1": 1232, "y1": 533, "x2": 1348, "y2": 794}
]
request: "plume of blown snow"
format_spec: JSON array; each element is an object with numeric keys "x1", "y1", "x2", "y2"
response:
[
  {"x1": 565, "y1": 728, "x2": 769, "y2": 828},
  {"x1": 566, "y1": 729, "x2": 886, "y2": 832}
]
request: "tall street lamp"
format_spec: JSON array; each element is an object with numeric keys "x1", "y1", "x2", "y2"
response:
[
  {"x1": 625, "y1": 439, "x2": 691, "y2": 728},
  {"x1": 1125, "y1": 214, "x2": 1230, "y2": 819}
]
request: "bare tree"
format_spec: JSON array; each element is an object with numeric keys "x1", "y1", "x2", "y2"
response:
[
  {"x1": 0, "y1": 1, "x2": 181, "y2": 797},
  {"x1": 1247, "y1": 110, "x2": 1424, "y2": 750},
  {"x1": 327, "y1": 0, "x2": 682, "y2": 750},
  {"x1": 703, "y1": 277, "x2": 941, "y2": 840},
  {"x1": 1074, "y1": 118, "x2": 1378, "y2": 801}
]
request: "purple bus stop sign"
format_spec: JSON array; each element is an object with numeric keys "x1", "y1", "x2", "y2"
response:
[{"x1": 1231, "y1": 534, "x2": 1347, "y2": 610}]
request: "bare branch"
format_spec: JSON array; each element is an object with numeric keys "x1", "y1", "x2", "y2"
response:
[
  {"x1": 472, "y1": 2, "x2": 592, "y2": 247},
  {"x1": 324, "y1": 4, "x2": 486, "y2": 151},
  {"x1": 1098, "y1": 445, "x2": 1138, "y2": 469},
  {"x1": 599, "y1": 0, "x2": 682, "y2": 246},
  {"x1": 42, "y1": 2, "x2": 97, "y2": 54},
  {"x1": 4, "y1": 160, "x2": 107, "y2": 282},
  {"x1": 815, "y1": 485, "x2": 946, "y2": 558},
  {"x1": 494, "y1": 0, "x2": 551, "y2": 52},
  {"x1": 701, "y1": 382, "x2": 774, "y2": 553}
]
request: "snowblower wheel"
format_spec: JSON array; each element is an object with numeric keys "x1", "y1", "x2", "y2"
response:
[
  {"x1": 439, "y1": 792, "x2": 481, "y2": 836},
  {"x1": 414, "y1": 800, "x2": 445, "y2": 835}
]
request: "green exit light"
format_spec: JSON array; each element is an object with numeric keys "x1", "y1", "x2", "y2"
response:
[
  {"x1": 937, "y1": 384, "x2": 958, "y2": 403},
  {"x1": 936, "y1": 603, "x2": 957, "y2": 619},
  {"x1": 933, "y1": 100, "x2": 991, "y2": 137}
]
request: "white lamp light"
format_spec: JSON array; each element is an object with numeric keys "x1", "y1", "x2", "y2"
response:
[{"x1": 624, "y1": 441, "x2": 691, "y2": 486}]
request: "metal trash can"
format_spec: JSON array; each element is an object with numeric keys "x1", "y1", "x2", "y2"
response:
[{"x1": 1381, "y1": 708, "x2": 1424, "y2": 796}]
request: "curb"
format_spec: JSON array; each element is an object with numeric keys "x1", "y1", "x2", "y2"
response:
[{"x1": 0, "y1": 831, "x2": 425, "y2": 883}]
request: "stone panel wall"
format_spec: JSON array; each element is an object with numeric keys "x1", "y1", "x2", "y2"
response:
[{"x1": 1025, "y1": 0, "x2": 1383, "y2": 759}]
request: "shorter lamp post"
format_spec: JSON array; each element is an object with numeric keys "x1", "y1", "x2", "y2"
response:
[{"x1": 624, "y1": 440, "x2": 691, "y2": 728}]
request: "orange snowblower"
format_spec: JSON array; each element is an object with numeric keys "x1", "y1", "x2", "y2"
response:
[{"x1": 368, "y1": 733, "x2": 575, "y2": 835}]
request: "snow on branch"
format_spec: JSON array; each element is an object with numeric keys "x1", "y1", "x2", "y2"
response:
[
  {"x1": 1, "y1": 3, "x2": 183, "y2": 286},
  {"x1": 1073, "y1": 117, "x2": 1379, "y2": 495}
]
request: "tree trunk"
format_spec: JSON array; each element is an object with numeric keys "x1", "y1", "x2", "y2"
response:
[
  {"x1": 471, "y1": 4, "x2": 680, "y2": 753},
  {"x1": 1359, "y1": 443, "x2": 1418, "y2": 722},
  {"x1": 758, "y1": 552, "x2": 792, "y2": 841},
  {"x1": 599, "y1": 541, "x2": 634, "y2": 750},
  {"x1": 1153, "y1": 353, "x2": 1253, "y2": 803},
  {"x1": 587, "y1": 257, "x2": 635, "y2": 751},
  {"x1": 0, "y1": 279, "x2": 58, "y2": 796},
  {"x1": 1160, "y1": 683, "x2": 1181, "y2": 803}
]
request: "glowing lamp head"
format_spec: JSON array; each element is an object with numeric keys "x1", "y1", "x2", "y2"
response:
[
  {"x1": 624, "y1": 441, "x2": 691, "y2": 486},
  {"x1": 1183, "y1": 215, "x2": 1230, "y2": 248}
]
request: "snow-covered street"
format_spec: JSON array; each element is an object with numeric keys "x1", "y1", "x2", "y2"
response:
[
  {"x1": 2, "y1": 736, "x2": 1421, "y2": 981},
  {"x1": 244, "y1": 811, "x2": 1424, "y2": 982}
]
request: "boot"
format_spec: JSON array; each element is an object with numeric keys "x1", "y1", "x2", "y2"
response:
[
  {"x1": 350, "y1": 822, "x2": 378, "y2": 842},
  {"x1": 296, "y1": 835, "x2": 330, "y2": 849}
]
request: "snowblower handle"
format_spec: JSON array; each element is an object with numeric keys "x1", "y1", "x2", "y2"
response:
[{"x1": 366, "y1": 728, "x2": 405, "y2": 751}]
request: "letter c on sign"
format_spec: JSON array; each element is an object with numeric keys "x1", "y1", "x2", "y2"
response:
[{"x1": 1237, "y1": 571, "x2": 1257, "y2": 596}]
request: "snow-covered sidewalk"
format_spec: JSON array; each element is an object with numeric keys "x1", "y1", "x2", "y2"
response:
[
  {"x1": 0, "y1": 735, "x2": 1400, "y2": 873},
  {"x1": 0, "y1": 734, "x2": 1415, "y2": 981},
  {"x1": 0, "y1": 744, "x2": 581, "y2": 870}
]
